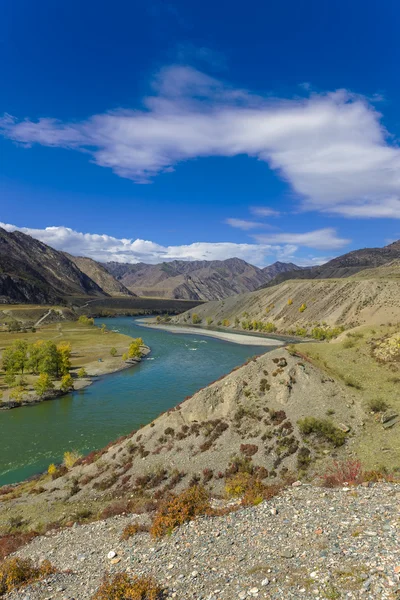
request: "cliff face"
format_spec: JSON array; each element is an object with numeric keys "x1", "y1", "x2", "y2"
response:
[
  {"x1": 105, "y1": 258, "x2": 301, "y2": 300},
  {"x1": 0, "y1": 228, "x2": 107, "y2": 303},
  {"x1": 65, "y1": 254, "x2": 135, "y2": 297}
]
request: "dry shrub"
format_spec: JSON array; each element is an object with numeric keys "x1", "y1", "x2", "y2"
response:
[
  {"x1": 92, "y1": 573, "x2": 165, "y2": 600},
  {"x1": 320, "y1": 459, "x2": 363, "y2": 487},
  {"x1": 150, "y1": 485, "x2": 210, "y2": 538},
  {"x1": 240, "y1": 444, "x2": 258, "y2": 457},
  {"x1": 120, "y1": 522, "x2": 150, "y2": 541},
  {"x1": 0, "y1": 532, "x2": 37, "y2": 561},
  {"x1": 225, "y1": 473, "x2": 283, "y2": 506},
  {"x1": 0, "y1": 558, "x2": 55, "y2": 596}
]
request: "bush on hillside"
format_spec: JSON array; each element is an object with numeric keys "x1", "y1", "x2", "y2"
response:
[
  {"x1": 92, "y1": 573, "x2": 165, "y2": 600},
  {"x1": 298, "y1": 417, "x2": 346, "y2": 446},
  {"x1": 150, "y1": 485, "x2": 210, "y2": 538}
]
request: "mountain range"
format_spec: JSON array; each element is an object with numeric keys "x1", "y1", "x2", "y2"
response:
[
  {"x1": 104, "y1": 259, "x2": 302, "y2": 301},
  {"x1": 259, "y1": 240, "x2": 400, "y2": 288},
  {"x1": 2, "y1": 225, "x2": 400, "y2": 305}
]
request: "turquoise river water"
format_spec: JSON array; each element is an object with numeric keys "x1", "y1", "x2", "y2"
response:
[{"x1": 0, "y1": 317, "x2": 275, "y2": 485}]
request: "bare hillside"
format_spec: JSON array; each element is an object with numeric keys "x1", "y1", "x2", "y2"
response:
[
  {"x1": 65, "y1": 254, "x2": 135, "y2": 297},
  {"x1": 173, "y1": 277, "x2": 400, "y2": 331}
]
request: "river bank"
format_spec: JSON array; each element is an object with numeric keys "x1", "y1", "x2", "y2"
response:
[
  {"x1": 137, "y1": 319, "x2": 286, "y2": 346},
  {"x1": 0, "y1": 320, "x2": 149, "y2": 410},
  {"x1": 0, "y1": 317, "x2": 272, "y2": 486}
]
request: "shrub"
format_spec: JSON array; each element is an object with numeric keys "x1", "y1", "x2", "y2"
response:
[
  {"x1": 367, "y1": 398, "x2": 389, "y2": 413},
  {"x1": 287, "y1": 298, "x2": 293, "y2": 305},
  {"x1": 92, "y1": 573, "x2": 165, "y2": 600},
  {"x1": 259, "y1": 378, "x2": 270, "y2": 393},
  {"x1": 299, "y1": 303, "x2": 307, "y2": 312},
  {"x1": 192, "y1": 314, "x2": 201, "y2": 324},
  {"x1": 63, "y1": 450, "x2": 82, "y2": 469},
  {"x1": 0, "y1": 532, "x2": 37, "y2": 561},
  {"x1": 206, "y1": 317, "x2": 213, "y2": 326},
  {"x1": 120, "y1": 522, "x2": 150, "y2": 540},
  {"x1": 224, "y1": 472, "x2": 251, "y2": 498},
  {"x1": 78, "y1": 315, "x2": 94, "y2": 326},
  {"x1": 47, "y1": 463, "x2": 57, "y2": 477},
  {"x1": 297, "y1": 446, "x2": 312, "y2": 470},
  {"x1": 150, "y1": 485, "x2": 210, "y2": 538},
  {"x1": 240, "y1": 444, "x2": 258, "y2": 457},
  {"x1": 0, "y1": 558, "x2": 55, "y2": 596},
  {"x1": 321, "y1": 460, "x2": 363, "y2": 487},
  {"x1": 60, "y1": 373, "x2": 74, "y2": 392},
  {"x1": 110, "y1": 347, "x2": 118, "y2": 357},
  {"x1": 77, "y1": 367, "x2": 88, "y2": 378},
  {"x1": 222, "y1": 319, "x2": 230, "y2": 327},
  {"x1": 298, "y1": 417, "x2": 346, "y2": 447}
]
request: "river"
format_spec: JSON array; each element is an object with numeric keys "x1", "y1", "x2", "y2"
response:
[{"x1": 0, "y1": 317, "x2": 277, "y2": 486}]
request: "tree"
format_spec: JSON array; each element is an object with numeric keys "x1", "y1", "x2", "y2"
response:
[
  {"x1": 127, "y1": 338, "x2": 143, "y2": 359},
  {"x1": 8, "y1": 320, "x2": 21, "y2": 332},
  {"x1": 56, "y1": 342, "x2": 71, "y2": 375},
  {"x1": 77, "y1": 367, "x2": 87, "y2": 378},
  {"x1": 4, "y1": 371, "x2": 16, "y2": 387},
  {"x1": 2, "y1": 341, "x2": 28, "y2": 375},
  {"x1": 10, "y1": 386, "x2": 25, "y2": 403},
  {"x1": 60, "y1": 373, "x2": 74, "y2": 392},
  {"x1": 38, "y1": 341, "x2": 60, "y2": 377},
  {"x1": 34, "y1": 373, "x2": 54, "y2": 397},
  {"x1": 27, "y1": 340, "x2": 45, "y2": 374},
  {"x1": 100, "y1": 323, "x2": 107, "y2": 334},
  {"x1": 110, "y1": 347, "x2": 117, "y2": 357},
  {"x1": 192, "y1": 314, "x2": 201, "y2": 324},
  {"x1": 78, "y1": 315, "x2": 94, "y2": 326}
]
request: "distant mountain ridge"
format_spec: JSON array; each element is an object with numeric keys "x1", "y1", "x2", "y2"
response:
[
  {"x1": 0, "y1": 228, "x2": 107, "y2": 304},
  {"x1": 105, "y1": 258, "x2": 301, "y2": 301},
  {"x1": 260, "y1": 240, "x2": 400, "y2": 288},
  {"x1": 64, "y1": 254, "x2": 136, "y2": 297}
]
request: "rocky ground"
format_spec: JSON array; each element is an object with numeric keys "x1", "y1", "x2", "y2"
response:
[{"x1": 6, "y1": 482, "x2": 400, "y2": 599}]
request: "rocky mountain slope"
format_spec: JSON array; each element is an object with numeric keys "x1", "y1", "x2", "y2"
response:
[
  {"x1": 0, "y1": 228, "x2": 107, "y2": 304},
  {"x1": 105, "y1": 259, "x2": 300, "y2": 300},
  {"x1": 261, "y1": 239, "x2": 400, "y2": 288},
  {"x1": 65, "y1": 254, "x2": 135, "y2": 297},
  {"x1": 6, "y1": 483, "x2": 400, "y2": 600},
  {"x1": 174, "y1": 275, "x2": 400, "y2": 331},
  {"x1": 0, "y1": 346, "x2": 362, "y2": 527}
]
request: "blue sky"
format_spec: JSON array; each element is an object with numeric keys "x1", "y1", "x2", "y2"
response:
[{"x1": 1, "y1": 0, "x2": 400, "y2": 266}]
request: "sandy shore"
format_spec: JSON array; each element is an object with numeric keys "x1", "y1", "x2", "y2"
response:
[{"x1": 137, "y1": 320, "x2": 284, "y2": 346}]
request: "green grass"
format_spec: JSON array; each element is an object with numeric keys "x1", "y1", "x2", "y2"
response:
[{"x1": 294, "y1": 323, "x2": 400, "y2": 470}]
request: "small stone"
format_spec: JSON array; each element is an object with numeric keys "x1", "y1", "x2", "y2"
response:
[
  {"x1": 111, "y1": 557, "x2": 121, "y2": 564},
  {"x1": 250, "y1": 588, "x2": 258, "y2": 594},
  {"x1": 261, "y1": 578, "x2": 270, "y2": 586},
  {"x1": 107, "y1": 550, "x2": 117, "y2": 559},
  {"x1": 292, "y1": 481, "x2": 302, "y2": 487},
  {"x1": 280, "y1": 550, "x2": 294, "y2": 558},
  {"x1": 239, "y1": 592, "x2": 247, "y2": 600},
  {"x1": 270, "y1": 507, "x2": 278, "y2": 515}
]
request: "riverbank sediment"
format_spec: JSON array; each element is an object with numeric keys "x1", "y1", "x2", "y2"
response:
[{"x1": 137, "y1": 319, "x2": 285, "y2": 346}]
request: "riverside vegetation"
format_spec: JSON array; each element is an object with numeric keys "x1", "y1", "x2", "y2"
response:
[{"x1": 0, "y1": 315, "x2": 148, "y2": 408}]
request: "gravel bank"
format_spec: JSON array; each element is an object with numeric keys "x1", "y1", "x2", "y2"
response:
[
  {"x1": 137, "y1": 321, "x2": 284, "y2": 346},
  {"x1": 7, "y1": 482, "x2": 400, "y2": 599}
]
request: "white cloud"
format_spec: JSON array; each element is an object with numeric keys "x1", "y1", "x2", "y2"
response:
[
  {"x1": 250, "y1": 207, "x2": 281, "y2": 217},
  {"x1": 0, "y1": 223, "x2": 344, "y2": 266},
  {"x1": 224, "y1": 218, "x2": 265, "y2": 230},
  {"x1": 253, "y1": 228, "x2": 349, "y2": 250},
  {"x1": 0, "y1": 221, "x2": 333, "y2": 267},
  {"x1": 2, "y1": 66, "x2": 400, "y2": 218}
]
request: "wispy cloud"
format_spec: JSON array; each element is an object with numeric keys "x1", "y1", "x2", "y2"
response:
[
  {"x1": 250, "y1": 207, "x2": 281, "y2": 217},
  {"x1": 2, "y1": 65, "x2": 399, "y2": 218},
  {"x1": 224, "y1": 218, "x2": 266, "y2": 230},
  {"x1": 253, "y1": 228, "x2": 349, "y2": 250},
  {"x1": 0, "y1": 221, "x2": 336, "y2": 266}
]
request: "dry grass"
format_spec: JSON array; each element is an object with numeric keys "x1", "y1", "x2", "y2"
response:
[
  {"x1": 150, "y1": 485, "x2": 210, "y2": 538},
  {"x1": 0, "y1": 557, "x2": 55, "y2": 596},
  {"x1": 92, "y1": 573, "x2": 165, "y2": 600}
]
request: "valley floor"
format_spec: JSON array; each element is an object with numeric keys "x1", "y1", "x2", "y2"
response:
[{"x1": 6, "y1": 482, "x2": 400, "y2": 599}]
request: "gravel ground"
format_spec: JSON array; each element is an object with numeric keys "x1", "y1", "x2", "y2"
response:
[{"x1": 6, "y1": 482, "x2": 400, "y2": 600}]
